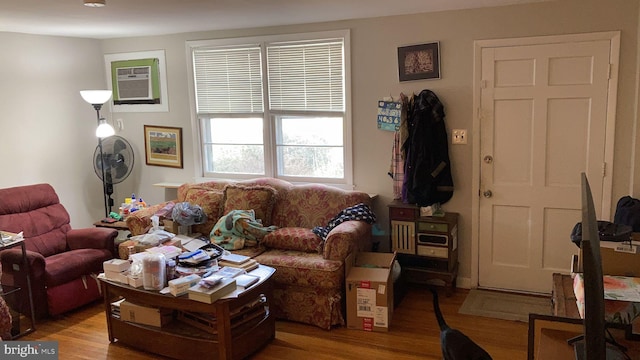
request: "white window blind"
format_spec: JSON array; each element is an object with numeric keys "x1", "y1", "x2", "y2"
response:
[
  {"x1": 193, "y1": 46, "x2": 263, "y2": 113},
  {"x1": 267, "y1": 40, "x2": 344, "y2": 112},
  {"x1": 188, "y1": 31, "x2": 351, "y2": 185}
]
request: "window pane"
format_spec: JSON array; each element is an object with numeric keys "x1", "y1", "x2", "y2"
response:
[
  {"x1": 276, "y1": 116, "x2": 344, "y2": 178},
  {"x1": 205, "y1": 144, "x2": 264, "y2": 174},
  {"x1": 207, "y1": 117, "x2": 263, "y2": 143},
  {"x1": 277, "y1": 146, "x2": 343, "y2": 178},
  {"x1": 202, "y1": 117, "x2": 264, "y2": 174},
  {"x1": 277, "y1": 117, "x2": 343, "y2": 146}
]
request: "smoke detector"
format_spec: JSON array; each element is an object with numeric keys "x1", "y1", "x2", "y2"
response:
[{"x1": 84, "y1": 0, "x2": 106, "y2": 7}]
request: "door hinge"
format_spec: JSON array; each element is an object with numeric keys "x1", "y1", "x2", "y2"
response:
[
  {"x1": 602, "y1": 162, "x2": 607, "y2": 177},
  {"x1": 608, "y1": 64, "x2": 612, "y2": 80},
  {"x1": 481, "y1": 80, "x2": 488, "y2": 89}
]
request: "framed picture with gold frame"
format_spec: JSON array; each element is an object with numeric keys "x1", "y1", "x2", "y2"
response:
[
  {"x1": 397, "y1": 42, "x2": 441, "y2": 81},
  {"x1": 144, "y1": 125, "x2": 183, "y2": 168}
]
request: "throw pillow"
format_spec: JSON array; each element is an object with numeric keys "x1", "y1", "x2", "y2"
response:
[
  {"x1": 221, "y1": 184, "x2": 277, "y2": 226},
  {"x1": 261, "y1": 227, "x2": 323, "y2": 253}
]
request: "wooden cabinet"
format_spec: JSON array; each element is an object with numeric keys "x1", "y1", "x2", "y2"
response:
[{"x1": 388, "y1": 201, "x2": 458, "y2": 295}]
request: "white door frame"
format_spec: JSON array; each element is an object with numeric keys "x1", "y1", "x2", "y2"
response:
[{"x1": 470, "y1": 31, "x2": 620, "y2": 289}]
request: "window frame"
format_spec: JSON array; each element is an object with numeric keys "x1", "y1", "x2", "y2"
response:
[{"x1": 186, "y1": 30, "x2": 353, "y2": 188}]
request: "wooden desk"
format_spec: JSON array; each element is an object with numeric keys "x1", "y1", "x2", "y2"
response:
[
  {"x1": 552, "y1": 273, "x2": 639, "y2": 340},
  {"x1": 551, "y1": 273, "x2": 580, "y2": 319},
  {"x1": 528, "y1": 314, "x2": 639, "y2": 360},
  {"x1": 536, "y1": 328, "x2": 580, "y2": 360}
]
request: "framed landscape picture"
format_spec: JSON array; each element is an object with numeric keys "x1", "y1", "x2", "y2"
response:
[
  {"x1": 397, "y1": 42, "x2": 441, "y2": 81},
  {"x1": 144, "y1": 125, "x2": 183, "y2": 168}
]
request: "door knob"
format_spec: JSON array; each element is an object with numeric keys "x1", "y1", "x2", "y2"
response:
[{"x1": 483, "y1": 190, "x2": 493, "y2": 198}]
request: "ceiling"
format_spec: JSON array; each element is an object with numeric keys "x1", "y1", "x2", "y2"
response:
[{"x1": 0, "y1": 0, "x2": 551, "y2": 40}]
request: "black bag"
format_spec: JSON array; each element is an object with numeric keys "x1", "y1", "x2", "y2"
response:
[
  {"x1": 570, "y1": 220, "x2": 632, "y2": 248},
  {"x1": 614, "y1": 196, "x2": 640, "y2": 232}
]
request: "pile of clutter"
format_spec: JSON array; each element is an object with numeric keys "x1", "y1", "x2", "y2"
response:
[{"x1": 118, "y1": 193, "x2": 147, "y2": 219}]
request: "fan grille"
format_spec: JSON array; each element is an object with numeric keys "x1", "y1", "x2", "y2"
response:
[{"x1": 94, "y1": 135, "x2": 134, "y2": 184}]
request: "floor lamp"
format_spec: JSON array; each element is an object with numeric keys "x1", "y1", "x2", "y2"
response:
[{"x1": 80, "y1": 90, "x2": 115, "y2": 219}]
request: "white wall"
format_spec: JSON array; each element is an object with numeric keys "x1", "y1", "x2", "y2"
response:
[
  {"x1": 100, "y1": 0, "x2": 640, "y2": 284},
  {"x1": 0, "y1": 32, "x2": 108, "y2": 228},
  {"x1": 1, "y1": 0, "x2": 638, "y2": 285}
]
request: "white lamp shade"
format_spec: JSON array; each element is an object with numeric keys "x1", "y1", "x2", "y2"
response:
[
  {"x1": 80, "y1": 90, "x2": 112, "y2": 105},
  {"x1": 96, "y1": 120, "x2": 115, "y2": 138}
]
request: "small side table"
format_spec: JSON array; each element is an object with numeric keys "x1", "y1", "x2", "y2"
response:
[
  {"x1": 93, "y1": 220, "x2": 129, "y2": 231},
  {"x1": 93, "y1": 220, "x2": 131, "y2": 259},
  {"x1": 388, "y1": 201, "x2": 459, "y2": 296},
  {"x1": 0, "y1": 235, "x2": 36, "y2": 339}
]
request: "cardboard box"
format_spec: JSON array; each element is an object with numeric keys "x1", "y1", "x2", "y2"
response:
[
  {"x1": 104, "y1": 269, "x2": 129, "y2": 284},
  {"x1": 578, "y1": 238, "x2": 640, "y2": 276},
  {"x1": 118, "y1": 237, "x2": 184, "y2": 260},
  {"x1": 345, "y1": 252, "x2": 396, "y2": 332},
  {"x1": 127, "y1": 275, "x2": 144, "y2": 288},
  {"x1": 118, "y1": 239, "x2": 155, "y2": 259},
  {"x1": 163, "y1": 220, "x2": 192, "y2": 236},
  {"x1": 168, "y1": 274, "x2": 201, "y2": 296},
  {"x1": 119, "y1": 301, "x2": 173, "y2": 327},
  {"x1": 103, "y1": 258, "x2": 130, "y2": 273}
]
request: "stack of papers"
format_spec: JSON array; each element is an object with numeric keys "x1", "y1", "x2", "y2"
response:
[
  {"x1": 145, "y1": 245, "x2": 182, "y2": 259},
  {"x1": 173, "y1": 234, "x2": 207, "y2": 252}
]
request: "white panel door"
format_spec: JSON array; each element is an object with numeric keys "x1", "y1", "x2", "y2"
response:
[{"x1": 478, "y1": 39, "x2": 614, "y2": 293}]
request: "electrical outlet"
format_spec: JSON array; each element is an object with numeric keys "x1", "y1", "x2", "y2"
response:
[
  {"x1": 452, "y1": 129, "x2": 467, "y2": 144},
  {"x1": 117, "y1": 118, "x2": 124, "y2": 131}
]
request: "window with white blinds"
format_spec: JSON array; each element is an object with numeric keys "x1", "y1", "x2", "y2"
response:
[
  {"x1": 267, "y1": 41, "x2": 344, "y2": 112},
  {"x1": 188, "y1": 31, "x2": 351, "y2": 185},
  {"x1": 193, "y1": 46, "x2": 263, "y2": 114}
]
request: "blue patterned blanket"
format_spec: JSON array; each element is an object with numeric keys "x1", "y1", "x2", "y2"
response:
[{"x1": 312, "y1": 203, "x2": 377, "y2": 240}]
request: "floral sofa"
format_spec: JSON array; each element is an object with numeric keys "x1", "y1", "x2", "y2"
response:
[{"x1": 126, "y1": 177, "x2": 374, "y2": 329}]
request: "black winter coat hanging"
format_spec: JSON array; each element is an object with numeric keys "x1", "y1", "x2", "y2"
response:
[{"x1": 403, "y1": 89, "x2": 454, "y2": 206}]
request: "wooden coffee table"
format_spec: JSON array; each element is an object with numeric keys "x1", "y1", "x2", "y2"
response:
[{"x1": 99, "y1": 265, "x2": 276, "y2": 360}]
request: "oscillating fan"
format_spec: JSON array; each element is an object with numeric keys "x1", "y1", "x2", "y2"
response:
[{"x1": 94, "y1": 135, "x2": 134, "y2": 216}]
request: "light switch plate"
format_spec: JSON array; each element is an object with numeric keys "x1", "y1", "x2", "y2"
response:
[{"x1": 452, "y1": 129, "x2": 467, "y2": 144}]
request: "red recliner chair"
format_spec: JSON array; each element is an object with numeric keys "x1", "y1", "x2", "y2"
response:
[{"x1": 0, "y1": 183, "x2": 117, "y2": 319}]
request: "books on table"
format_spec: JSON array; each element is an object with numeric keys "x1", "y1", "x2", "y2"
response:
[
  {"x1": 214, "y1": 267, "x2": 260, "y2": 289},
  {"x1": 187, "y1": 277, "x2": 236, "y2": 304},
  {"x1": 216, "y1": 266, "x2": 246, "y2": 279},
  {"x1": 235, "y1": 274, "x2": 260, "y2": 288},
  {"x1": 218, "y1": 258, "x2": 259, "y2": 272},
  {"x1": 220, "y1": 253, "x2": 251, "y2": 264}
]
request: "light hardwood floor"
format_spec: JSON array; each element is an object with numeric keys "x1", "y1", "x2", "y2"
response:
[{"x1": 22, "y1": 286, "x2": 531, "y2": 359}]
